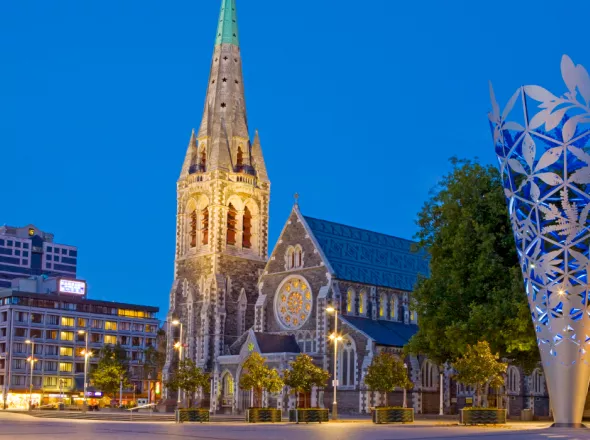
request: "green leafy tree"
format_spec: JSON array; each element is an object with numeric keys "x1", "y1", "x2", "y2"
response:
[
  {"x1": 91, "y1": 344, "x2": 131, "y2": 399},
  {"x1": 239, "y1": 352, "x2": 284, "y2": 408},
  {"x1": 406, "y1": 158, "x2": 537, "y2": 370},
  {"x1": 283, "y1": 354, "x2": 330, "y2": 408},
  {"x1": 165, "y1": 359, "x2": 210, "y2": 408},
  {"x1": 452, "y1": 341, "x2": 507, "y2": 407},
  {"x1": 364, "y1": 352, "x2": 412, "y2": 407}
]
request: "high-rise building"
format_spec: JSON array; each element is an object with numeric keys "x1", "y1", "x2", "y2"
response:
[{"x1": 0, "y1": 225, "x2": 77, "y2": 289}]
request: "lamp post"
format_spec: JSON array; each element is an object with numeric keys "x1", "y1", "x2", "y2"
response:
[
  {"x1": 403, "y1": 363, "x2": 408, "y2": 408},
  {"x1": 171, "y1": 319, "x2": 183, "y2": 409},
  {"x1": 25, "y1": 339, "x2": 36, "y2": 410},
  {"x1": 326, "y1": 306, "x2": 342, "y2": 421},
  {"x1": 78, "y1": 330, "x2": 91, "y2": 412}
]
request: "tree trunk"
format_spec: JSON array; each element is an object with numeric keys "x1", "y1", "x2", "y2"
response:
[{"x1": 384, "y1": 391, "x2": 388, "y2": 407}]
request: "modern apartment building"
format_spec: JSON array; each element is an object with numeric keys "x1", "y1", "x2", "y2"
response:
[
  {"x1": 0, "y1": 224, "x2": 78, "y2": 289},
  {"x1": 0, "y1": 276, "x2": 159, "y2": 409}
]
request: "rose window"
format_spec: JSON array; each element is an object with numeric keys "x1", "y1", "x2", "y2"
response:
[{"x1": 275, "y1": 277, "x2": 312, "y2": 330}]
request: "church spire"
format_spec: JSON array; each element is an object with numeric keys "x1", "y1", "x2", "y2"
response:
[{"x1": 215, "y1": 0, "x2": 239, "y2": 47}]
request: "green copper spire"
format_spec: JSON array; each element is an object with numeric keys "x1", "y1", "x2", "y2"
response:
[{"x1": 215, "y1": 0, "x2": 239, "y2": 46}]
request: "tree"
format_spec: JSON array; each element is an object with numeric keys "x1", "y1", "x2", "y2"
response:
[
  {"x1": 452, "y1": 341, "x2": 507, "y2": 407},
  {"x1": 165, "y1": 359, "x2": 210, "y2": 408},
  {"x1": 239, "y1": 352, "x2": 284, "y2": 408},
  {"x1": 364, "y1": 352, "x2": 412, "y2": 407},
  {"x1": 91, "y1": 344, "x2": 130, "y2": 400},
  {"x1": 405, "y1": 158, "x2": 538, "y2": 370},
  {"x1": 283, "y1": 354, "x2": 330, "y2": 408}
]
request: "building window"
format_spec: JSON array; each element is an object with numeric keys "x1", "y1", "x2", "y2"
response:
[
  {"x1": 390, "y1": 295, "x2": 399, "y2": 320},
  {"x1": 90, "y1": 333, "x2": 102, "y2": 343},
  {"x1": 31, "y1": 313, "x2": 43, "y2": 324},
  {"x1": 531, "y1": 368, "x2": 545, "y2": 395},
  {"x1": 359, "y1": 290, "x2": 366, "y2": 315},
  {"x1": 379, "y1": 293, "x2": 386, "y2": 318},
  {"x1": 104, "y1": 335, "x2": 117, "y2": 345},
  {"x1": 105, "y1": 321, "x2": 117, "y2": 331},
  {"x1": 338, "y1": 337, "x2": 356, "y2": 387},
  {"x1": 14, "y1": 328, "x2": 27, "y2": 338},
  {"x1": 46, "y1": 330, "x2": 57, "y2": 340},
  {"x1": 145, "y1": 324, "x2": 156, "y2": 333},
  {"x1": 44, "y1": 376, "x2": 58, "y2": 387},
  {"x1": 506, "y1": 366, "x2": 520, "y2": 395},
  {"x1": 227, "y1": 204, "x2": 237, "y2": 246},
  {"x1": 13, "y1": 359, "x2": 25, "y2": 370},
  {"x1": 190, "y1": 210, "x2": 198, "y2": 248},
  {"x1": 347, "y1": 288, "x2": 355, "y2": 314},
  {"x1": 201, "y1": 207, "x2": 209, "y2": 246},
  {"x1": 47, "y1": 315, "x2": 59, "y2": 326},
  {"x1": 59, "y1": 346, "x2": 73, "y2": 357},
  {"x1": 45, "y1": 345, "x2": 58, "y2": 355},
  {"x1": 199, "y1": 146, "x2": 207, "y2": 169},
  {"x1": 236, "y1": 146, "x2": 244, "y2": 167},
  {"x1": 77, "y1": 318, "x2": 87, "y2": 328},
  {"x1": 60, "y1": 331, "x2": 74, "y2": 341},
  {"x1": 91, "y1": 320, "x2": 103, "y2": 329},
  {"x1": 221, "y1": 373, "x2": 234, "y2": 406},
  {"x1": 59, "y1": 362, "x2": 73, "y2": 373},
  {"x1": 243, "y1": 206, "x2": 252, "y2": 249},
  {"x1": 61, "y1": 316, "x2": 74, "y2": 327},
  {"x1": 421, "y1": 360, "x2": 439, "y2": 391}
]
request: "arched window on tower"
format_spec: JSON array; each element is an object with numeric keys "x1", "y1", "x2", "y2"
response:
[
  {"x1": 227, "y1": 204, "x2": 237, "y2": 246},
  {"x1": 379, "y1": 293, "x2": 386, "y2": 318},
  {"x1": 294, "y1": 245, "x2": 303, "y2": 268},
  {"x1": 237, "y1": 146, "x2": 244, "y2": 168},
  {"x1": 199, "y1": 146, "x2": 207, "y2": 170},
  {"x1": 243, "y1": 206, "x2": 252, "y2": 249},
  {"x1": 359, "y1": 290, "x2": 366, "y2": 316},
  {"x1": 190, "y1": 210, "x2": 197, "y2": 248},
  {"x1": 347, "y1": 288, "x2": 355, "y2": 314},
  {"x1": 201, "y1": 207, "x2": 209, "y2": 246}
]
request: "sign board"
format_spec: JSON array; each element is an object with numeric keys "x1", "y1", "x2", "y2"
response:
[
  {"x1": 58, "y1": 279, "x2": 86, "y2": 296},
  {"x1": 332, "y1": 380, "x2": 339, "y2": 387},
  {"x1": 465, "y1": 397, "x2": 473, "y2": 404}
]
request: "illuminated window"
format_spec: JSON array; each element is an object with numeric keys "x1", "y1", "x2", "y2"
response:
[
  {"x1": 359, "y1": 290, "x2": 366, "y2": 315},
  {"x1": 104, "y1": 335, "x2": 117, "y2": 345},
  {"x1": 44, "y1": 376, "x2": 58, "y2": 387},
  {"x1": 227, "y1": 204, "x2": 237, "y2": 246},
  {"x1": 61, "y1": 317, "x2": 74, "y2": 327},
  {"x1": 379, "y1": 293, "x2": 386, "y2": 317},
  {"x1": 59, "y1": 347, "x2": 73, "y2": 357},
  {"x1": 347, "y1": 288, "x2": 355, "y2": 313},
  {"x1": 77, "y1": 318, "x2": 87, "y2": 328},
  {"x1": 243, "y1": 206, "x2": 252, "y2": 249},
  {"x1": 105, "y1": 321, "x2": 117, "y2": 331},
  {"x1": 60, "y1": 331, "x2": 74, "y2": 341},
  {"x1": 390, "y1": 296, "x2": 398, "y2": 320},
  {"x1": 59, "y1": 362, "x2": 73, "y2": 373}
]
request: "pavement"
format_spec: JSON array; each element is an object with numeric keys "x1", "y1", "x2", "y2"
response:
[{"x1": 2, "y1": 411, "x2": 590, "y2": 439}]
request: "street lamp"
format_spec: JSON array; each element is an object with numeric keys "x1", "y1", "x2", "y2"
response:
[
  {"x1": 326, "y1": 306, "x2": 342, "y2": 421},
  {"x1": 25, "y1": 339, "x2": 36, "y2": 410},
  {"x1": 171, "y1": 319, "x2": 183, "y2": 409},
  {"x1": 78, "y1": 330, "x2": 92, "y2": 412}
]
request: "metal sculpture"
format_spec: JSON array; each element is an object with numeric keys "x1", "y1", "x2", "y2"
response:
[{"x1": 489, "y1": 55, "x2": 590, "y2": 426}]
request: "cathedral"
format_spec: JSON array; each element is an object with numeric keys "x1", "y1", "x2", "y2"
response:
[{"x1": 163, "y1": 0, "x2": 551, "y2": 417}]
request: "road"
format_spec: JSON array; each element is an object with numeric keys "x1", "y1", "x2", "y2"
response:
[{"x1": 1, "y1": 412, "x2": 590, "y2": 440}]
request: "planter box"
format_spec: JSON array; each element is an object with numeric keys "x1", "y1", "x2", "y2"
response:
[
  {"x1": 289, "y1": 409, "x2": 329, "y2": 423},
  {"x1": 372, "y1": 408, "x2": 414, "y2": 424},
  {"x1": 176, "y1": 408, "x2": 210, "y2": 423},
  {"x1": 246, "y1": 408, "x2": 282, "y2": 423},
  {"x1": 460, "y1": 409, "x2": 506, "y2": 425}
]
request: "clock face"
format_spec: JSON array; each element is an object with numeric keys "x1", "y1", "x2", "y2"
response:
[{"x1": 275, "y1": 276, "x2": 313, "y2": 330}]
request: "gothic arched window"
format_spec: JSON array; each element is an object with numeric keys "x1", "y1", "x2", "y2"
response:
[
  {"x1": 347, "y1": 288, "x2": 355, "y2": 314},
  {"x1": 190, "y1": 210, "x2": 197, "y2": 248},
  {"x1": 390, "y1": 295, "x2": 398, "y2": 320},
  {"x1": 379, "y1": 293, "x2": 386, "y2": 318},
  {"x1": 227, "y1": 204, "x2": 237, "y2": 246},
  {"x1": 506, "y1": 366, "x2": 520, "y2": 395},
  {"x1": 421, "y1": 360, "x2": 439, "y2": 391},
  {"x1": 201, "y1": 207, "x2": 209, "y2": 246},
  {"x1": 294, "y1": 245, "x2": 303, "y2": 268},
  {"x1": 359, "y1": 290, "x2": 366, "y2": 315},
  {"x1": 531, "y1": 368, "x2": 545, "y2": 395},
  {"x1": 243, "y1": 206, "x2": 252, "y2": 249},
  {"x1": 338, "y1": 337, "x2": 356, "y2": 388},
  {"x1": 199, "y1": 146, "x2": 207, "y2": 170},
  {"x1": 237, "y1": 146, "x2": 244, "y2": 167}
]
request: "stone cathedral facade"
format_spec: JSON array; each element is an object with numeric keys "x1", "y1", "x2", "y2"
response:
[{"x1": 164, "y1": 0, "x2": 552, "y2": 418}]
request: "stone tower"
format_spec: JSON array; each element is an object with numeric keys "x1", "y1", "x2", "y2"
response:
[{"x1": 165, "y1": 0, "x2": 270, "y2": 380}]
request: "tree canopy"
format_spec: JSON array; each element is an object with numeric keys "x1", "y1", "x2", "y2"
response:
[
  {"x1": 405, "y1": 158, "x2": 538, "y2": 370},
  {"x1": 165, "y1": 359, "x2": 210, "y2": 408},
  {"x1": 283, "y1": 354, "x2": 330, "y2": 408},
  {"x1": 239, "y1": 352, "x2": 284, "y2": 408},
  {"x1": 452, "y1": 341, "x2": 507, "y2": 407},
  {"x1": 364, "y1": 352, "x2": 412, "y2": 407},
  {"x1": 91, "y1": 344, "x2": 130, "y2": 399}
]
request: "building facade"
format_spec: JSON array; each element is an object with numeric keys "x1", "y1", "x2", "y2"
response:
[
  {"x1": 0, "y1": 276, "x2": 159, "y2": 409},
  {"x1": 0, "y1": 224, "x2": 77, "y2": 289},
  {"x1": 165, "y1": 0, "x2": 553, "y2": 418}
]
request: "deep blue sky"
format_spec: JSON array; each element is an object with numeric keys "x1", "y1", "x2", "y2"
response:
[{"x1": 0, "y1": 0, "x2": 587, "y2": 319}]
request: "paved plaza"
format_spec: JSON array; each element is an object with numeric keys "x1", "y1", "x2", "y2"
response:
[{"x1": 1, "y1": 413, "x2": 590, "y2": 440}]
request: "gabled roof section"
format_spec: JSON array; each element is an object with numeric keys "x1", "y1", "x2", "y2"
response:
[
  {"x1": 303, "y1": 216, "x2": 429, "y2": 291},
  {"x1": 341, "y1": 316, "x2": 418, "y2": 348},
  {"x1": 254, "y1": 333, "x2": 300, "y2": 354},
  {"x1": 215, "y1": 0, "x2": 240, "y2": 47}
]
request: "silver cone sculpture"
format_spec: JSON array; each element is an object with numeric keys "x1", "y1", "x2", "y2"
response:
[{"x1": 489, "y1": 55, "x2": 590, "y2": 426}]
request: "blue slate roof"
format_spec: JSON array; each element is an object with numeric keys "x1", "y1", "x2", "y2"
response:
[
  {"x1": 304, "y1": 216, "x2": 429, "y2": 291},
  {"x1": 341, "y1": 316, "x2": 418, "y2": 347}
]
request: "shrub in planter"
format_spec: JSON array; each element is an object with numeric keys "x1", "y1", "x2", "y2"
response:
[
  {"x1": 460, "y1": 408, "x2": 506, "y2": 425},
  {"x1": 289, "y1": 408, "x2": 329, "y2": 423},
  {"x1": 283, "y1": 354, "x2": 330, "y2": 413},
  {"x1": 177, "y1": 408, "x2": 210, "y2": 423},
  {"x1": 372, "y1": 407, "x2": 415, "y2": 424},
  {"x1": 246, "y1": 408, "x2": 282, "y2": 423}
]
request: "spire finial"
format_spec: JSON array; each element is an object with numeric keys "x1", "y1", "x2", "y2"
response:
[
  {"x1": 294, "y1": 193, "x2": 299, "y2": 207},
  {"x1": 215, "y1": 0, "x2": 239, "y2": 47}
]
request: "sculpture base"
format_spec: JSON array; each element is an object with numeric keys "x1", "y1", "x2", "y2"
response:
[{"x1": 551, "y1": 423, "x2": 588, "y2": 429}]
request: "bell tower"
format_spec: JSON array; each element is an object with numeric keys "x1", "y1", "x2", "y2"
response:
[{"x1": 165, "y1": 0, "x2": 270, "y2": 382}]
